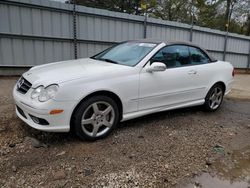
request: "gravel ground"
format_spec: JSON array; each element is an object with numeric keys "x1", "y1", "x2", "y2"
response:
[{"x1": 0, "y1": 76, "x2": 249, "y2": 188}]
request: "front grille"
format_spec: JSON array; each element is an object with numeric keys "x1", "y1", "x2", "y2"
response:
[
  {"x1": 16, "y1": 77, "x2": 32, "y2": 94},
  {"x1": 16, "y1": 105, "x2": 27, "y2": 119}
]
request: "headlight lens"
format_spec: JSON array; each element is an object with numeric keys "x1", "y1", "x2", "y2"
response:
[
  {"x1": 31, "y1": 86, "x2": 44, "y2": 99},
  {"x1": 31, "y1": 84, "x2": 59, "y2": 102},
  {"x1": 38, "y1": 85, "x2": 59, "y2": 102}
]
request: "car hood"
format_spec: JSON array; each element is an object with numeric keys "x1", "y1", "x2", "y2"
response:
[{"x1": 23, "y1": 58, "x2": 131, "y2": 88}]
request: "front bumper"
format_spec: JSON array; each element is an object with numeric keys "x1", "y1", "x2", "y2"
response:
[{"x1": 13, "y1": 85, "x2": 76, "y2": 132}]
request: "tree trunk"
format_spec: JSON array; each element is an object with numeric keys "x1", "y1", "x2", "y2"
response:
[
  {"x1": 224, "y1": 0, "x2": 231, "y2": 30},
  {"x1": 135, "y1": 0, "x2": 139, "y2": 15},
  {"x1": 247, "y1": 14, "x2": 250, "y2": 36},
  {"x1": 168, "y1": 6, "x2": 172, "y2": 21}
]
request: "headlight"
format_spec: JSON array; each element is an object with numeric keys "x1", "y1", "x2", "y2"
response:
[
  {"x1": 31, "y1": 86, "x2": 44, "y2": 99},
  {"x1": 39, "y1": 84, "x2": 59, "y2": 102},
  {"x1": 31, "y1": 84, "x2": 59, "y2": 102}
]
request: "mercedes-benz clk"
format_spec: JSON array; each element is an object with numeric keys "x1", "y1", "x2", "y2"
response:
[{"x1": 13, "y1": 40, "x2": 234, "y2": 141}]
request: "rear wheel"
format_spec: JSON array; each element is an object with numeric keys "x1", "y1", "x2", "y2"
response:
[
  {"x1": 73, "y1": 95, "x2": 119, "y2": 141},
  {"x1": 204, "y1": 84, "x2": 224, "y2": 111}
]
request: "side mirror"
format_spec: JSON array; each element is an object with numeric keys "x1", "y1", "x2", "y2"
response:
[{"x1": 146, "y1": 62, "x2": 167, "y2": 72}]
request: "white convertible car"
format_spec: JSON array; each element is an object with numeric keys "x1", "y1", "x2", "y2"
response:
[{"x1": 13, "y1": 40, "x2": 234, "y2": 140}]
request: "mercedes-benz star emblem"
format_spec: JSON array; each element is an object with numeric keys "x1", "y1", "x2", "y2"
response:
[{"x1": 17, "y1": 79, "x2": 24, "y2": 89}]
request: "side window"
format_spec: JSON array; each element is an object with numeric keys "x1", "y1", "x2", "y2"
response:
[
  {"x1": 189, "y1": 47, "x2": 210, "y2": 65},
  {"x1": 151, "y1": 45, "x2": 190, "y2": 68}
]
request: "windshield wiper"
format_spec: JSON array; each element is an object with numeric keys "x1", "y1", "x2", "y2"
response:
[{"x1": 101, "y1": 58, "x2": 119, "y2": 64}]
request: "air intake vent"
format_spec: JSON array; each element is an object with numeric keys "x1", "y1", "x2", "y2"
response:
[
  {"x1": 16, "y1": 77, "x2": 32, "y2": 94},
  {"x1": 16, "y1": 105, "x2": 27, "y2": 119}
]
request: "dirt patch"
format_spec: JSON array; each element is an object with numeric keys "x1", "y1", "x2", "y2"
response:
[
  {"x1": 179, "y1": 127, "x2": 250, "y2": 188},
  {"x1": 227, "y1": 74, "x2": 250, "y2": 100}
]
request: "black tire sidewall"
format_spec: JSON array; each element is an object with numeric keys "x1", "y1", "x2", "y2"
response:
[
  {"x1": 204, "y1": 84, "x2": 224, "y2": 111},
  {"x1": 73, "y1": 95, "x2": 120, "y2": 141}
]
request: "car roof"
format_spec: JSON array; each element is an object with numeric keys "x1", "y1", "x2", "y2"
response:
[
  {"x1": 128, "y1": 38, "x2": 199, "y2": 47},
  {"x1": 126, "y1": 39, "x2": 217, "y2": 61}
]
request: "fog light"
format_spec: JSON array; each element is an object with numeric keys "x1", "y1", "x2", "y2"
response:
[
  {"x1": 31, "y1": 116, "x2": 39, "y2": 124},
  {"x1": 29, "y1": 114, "x2": 49, "y2": 125}
]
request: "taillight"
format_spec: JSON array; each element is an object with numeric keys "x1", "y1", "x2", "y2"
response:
[{"x1": 232, "y1": 68, "x2": 235, "y2": 77}]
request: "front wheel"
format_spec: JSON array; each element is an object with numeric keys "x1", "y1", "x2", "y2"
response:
[
  {"x1": 204, "y1": 84, "x2": 224, "y2": 111},
  {"x1": 73, "y1": 95, "x2": 119, "y2": 141}
]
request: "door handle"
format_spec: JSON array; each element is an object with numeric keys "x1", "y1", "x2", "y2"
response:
[{"x1": 188, "y1": 70, "x2": 197, "y2": 75}]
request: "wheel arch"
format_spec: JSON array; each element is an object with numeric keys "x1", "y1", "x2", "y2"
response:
[
  {"x1": 210, "y1": 81, "x2": 226, "y2": 93},
  {"x1": 206, "y1": 81, "x2": 226, "y2": 99},
  {"x1": 70, "y1": 90, "x2": 123, "y2": 131}
]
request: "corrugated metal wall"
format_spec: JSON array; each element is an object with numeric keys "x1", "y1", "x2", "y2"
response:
[{"x1": 0, "y1": 0, "x2": 250, "y2": 72}]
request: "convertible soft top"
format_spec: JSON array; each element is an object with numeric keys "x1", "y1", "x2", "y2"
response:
[{"x1": 127, "y1": 39, "x2": 217, "y2": 62}]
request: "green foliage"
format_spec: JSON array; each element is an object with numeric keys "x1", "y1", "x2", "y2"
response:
[
  {"x1": 67, "y1": 0, "x2": 250, "y2": 36},
  {"x1": 153, "y1": 0, "x2": 191, "y2": 23}
]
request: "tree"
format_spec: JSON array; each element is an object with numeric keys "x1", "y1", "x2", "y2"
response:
[
  {"x1": 66, "y1": 0, "x2": 250, "y2": 36},
  {"x1": 231, "y1": 0, "x2": 250, "y2": 35},
  {"x1": 195, "y1": 0, "x2": 224, "y2": 30},
  {"x1": 66, "y1": 0, "x2": 144, "y2": 15},
  {"x1": 151, "y1": 0, "x2": 193, "y2": 23},
  {"x1": 224, "y1": 0, "x2": 237, "y2": 30}
]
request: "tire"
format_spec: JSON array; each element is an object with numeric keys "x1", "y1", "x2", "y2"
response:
[
  {"x1": 73, "y1": 95, "x2": 120, "y2": 141},
  {"x1": 204, "y1": 83, "x2": 224, "y2": 112}
]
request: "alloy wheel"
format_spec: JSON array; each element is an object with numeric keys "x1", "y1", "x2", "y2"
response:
[
  {"x1": 208, "y1": 87, "x2": 223, "y2": 110},
  {"x1": 81, "y1": 101, "x2": 115, "y2": 137}
]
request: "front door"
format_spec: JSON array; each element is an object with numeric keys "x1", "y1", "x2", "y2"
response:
[{"x1": 138, "y1": 45, "x2": 206, "y2": 110}]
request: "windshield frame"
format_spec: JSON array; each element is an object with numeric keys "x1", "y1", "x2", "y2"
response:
[{"x1": 90, "y1": 41, "x2": 159, "y2": 67}]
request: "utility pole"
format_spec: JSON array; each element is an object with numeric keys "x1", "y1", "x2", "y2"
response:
[
  {"x1": 223, "y1": 2, "x2": 232, "y2": 61},
  {"x1": 142, "y1": 1, "x2": 147, "y2": 39},
  {"x1": 189, "y1": 0, "x2": 194, "y2": 42}
]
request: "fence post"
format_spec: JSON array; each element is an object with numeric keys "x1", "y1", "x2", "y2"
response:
[
  {"x1": 189, "y1": 25, "x2": 193, "y2": 42},
  {"x1": 223, "y1": 32, "x2": 228, "y2": 61},
  {"x1": 73, "y1": 0, "x2": 77, "y2": 59},
  {"x1": 143, "y1": 13, "x2": 147, "y2": 38},
  {"x1": 247, "y1": 41, "x2": 250, "y2": 72},
  {"x1": 189, "y1": 12, "x2": 194, "y2": 41}
]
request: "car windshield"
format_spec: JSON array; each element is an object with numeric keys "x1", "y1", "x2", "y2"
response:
[{"x1": 91, "y1": 42, "x2": 157, "y2": 66}]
